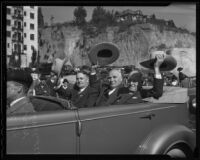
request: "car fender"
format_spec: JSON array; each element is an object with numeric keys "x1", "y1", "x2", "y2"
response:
[{"x1": 135, "y1": 124, "x2": 195, "y2": 154}]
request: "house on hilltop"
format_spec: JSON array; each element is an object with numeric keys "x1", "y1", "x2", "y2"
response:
[
  {"x1": 116, "y1": 9, "x2": 146, "y2": 23},
  {"x1": 116, "y1": 9, "x2": 176, "y2": 28}
]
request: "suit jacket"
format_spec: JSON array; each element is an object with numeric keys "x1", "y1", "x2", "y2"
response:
[
  {"x1": 70, "y1": 85, "x2": 99, "y2": 108},
  {"x1": 35, "y1": 81, "x2": 51, "y2": 96},
  {"x1": 7, "y1": 97, "x2": 35, "y2": 116},
  {"x1": 56, "y1": 86, "x2": 72, "y2": 100},
  {"x1": 95, "y1": 84, "x2": 127, "y2": 106},
  {"x1": 45, "y1": 79, "x2": 57, "y2": 97}
]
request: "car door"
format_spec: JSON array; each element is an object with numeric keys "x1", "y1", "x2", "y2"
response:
[
  {"x1": 7, "y1": 110, "x2": 78, "y2": 154},
  {"x1": 78, "y1": 103, "x2": 153, "y2": 154}
]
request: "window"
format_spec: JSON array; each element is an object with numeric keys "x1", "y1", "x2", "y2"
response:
[
  {"x1": 30, "y1": 13, "x2": 34, "y2": 19},
  {"x1": 7, "y1": 31, "x2": 11, "y2": 37},
  {"x1": 24, "y1": 11, "x2": 26, "y2": 16},
  {"x1": 14, "y1": 44, "x2": 17, "y2": 51},
  {"x1": 24, "y1": 22, "x2": 26, "y2": 27},
  {"x1": 7, "y1": 19, "x2": 11, "y2": 26},
  {"x1": 30, "y1": 34, "x2": 34, "y2": 40},
  {"x1": 7, "y1": 43, "x2": 10, "y2": 48},
  {"x1": 30, "y1": 6, "x2": 34, "y2": 9},
  {"x1": 7, "y1": 8, "x2": 11, "y2": 14},
  {"x1": 30, "y1": 23, "x2": 34, "y2": 30},
  {"x1": 18, "y1": 21, "x2": 21, "y2": 28},
  {"x1": 24, "y1": 33, "x2": 26, "y2": 38},
  {"x1": 24, "y1": 45, "x2": 27, "y2": 50},
  {"x1": 31, "y1": 45, "x2": 34, "y2": 50}
]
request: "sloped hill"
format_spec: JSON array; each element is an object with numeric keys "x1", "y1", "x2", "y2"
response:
[{"x1": 38, "y1": 23, "x2": 196, "y2": 76}]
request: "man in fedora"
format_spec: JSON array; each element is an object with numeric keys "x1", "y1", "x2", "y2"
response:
[{"x1": 7, "y1": 68, "x2": 35, "y2": 115}]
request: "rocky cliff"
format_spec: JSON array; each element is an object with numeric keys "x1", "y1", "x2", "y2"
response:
[{"x1": 38, "y1": 23, "x2": 196, "y2": 76}]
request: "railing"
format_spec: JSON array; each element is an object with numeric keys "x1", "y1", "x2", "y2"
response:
[
  {"x1": 12, "y1": 14, "x2": 23, "y2": 20},
  {"x1": 12, "y1": 37, "x2": 23, "y2": 43},
  {"x1": 12, "y1": 26, "x2": 23, "y2": 31}
]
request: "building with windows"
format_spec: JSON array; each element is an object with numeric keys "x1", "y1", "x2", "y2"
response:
[
  {"x1": 6, "y1": 6, "x2": 38, "y2": 68},
  {"x1": 116, "y1": 9, "x2": 145, "y2": 23}
]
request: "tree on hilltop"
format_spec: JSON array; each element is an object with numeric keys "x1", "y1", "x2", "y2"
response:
[
  {"x1": 38, "y1": 7, "x2": 44, "y2": 28},
  {"x1": 91, "y1": 6, "x2": 116, "y2": 30},
  {"x1": 74, "y1": 6, "x2": 87, "y2": 26}
]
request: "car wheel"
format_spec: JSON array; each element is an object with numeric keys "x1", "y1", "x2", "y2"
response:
[
  {"x1": 166, "y1": 148, "x2": 186, "y2": 158},
  {"x1": 165, "y1": 143, "x2": 193, "y2": 158}
]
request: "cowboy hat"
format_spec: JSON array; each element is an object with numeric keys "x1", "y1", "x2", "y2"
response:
[
  {"x1": 140, "y1": 50, "x2": 177, "y2": 71},
  {"x1": 88, "y1": 42, "x2": 120, "y2": 66}
]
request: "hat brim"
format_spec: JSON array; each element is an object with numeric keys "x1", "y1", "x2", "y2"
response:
[
  {"x1": 140, "y1": 55, "x2": 177, "y2": 71},
  {"x1": 88, "y1": 42, "x2": 119, "y2": 66}
]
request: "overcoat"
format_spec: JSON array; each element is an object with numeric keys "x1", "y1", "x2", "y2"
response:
[{"x1": 7, "y1": 97, "x2": 35, "y2": 116}]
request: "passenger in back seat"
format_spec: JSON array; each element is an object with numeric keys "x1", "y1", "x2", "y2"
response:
[{"x1": 114, "y1": 50, "x2": 176, "y2": 104}]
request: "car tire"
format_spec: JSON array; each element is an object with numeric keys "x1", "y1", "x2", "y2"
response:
[{"x1": 165, "y1": 143, "x2": 193, "y2": 158}]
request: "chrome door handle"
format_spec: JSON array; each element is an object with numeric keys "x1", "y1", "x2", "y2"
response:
[
  {"x1": 76, "y1": 120, "x2": 82, "y2": 137},
  {"x1": 140, "y1": 113, "x2": 155, "y2": 120}
]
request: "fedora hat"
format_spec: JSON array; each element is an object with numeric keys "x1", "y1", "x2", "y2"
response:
[
  {"x1": 7, "y1": 68, "x2": 33, "y2": 88},
  {"x1": 88, "y1": 42, "x2": 120, "y2": 66},
  {"x1": 140, "y1": 50, "x2": 177, "y2": 71}
]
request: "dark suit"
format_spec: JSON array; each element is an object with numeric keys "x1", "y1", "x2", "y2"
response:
[
  {"x1": 56, "y1": 86, "x2": 72, "y2": 100},
  {"x1": 7, "y1": 97, "x2": 35, "y2": 116},
  {"x1": 35, "y1": 81, "x2": 51, "y2": 96},
  {"x1": 95, "y1": 84, "x2": 127, "y2": 106},
  {"x1": 45, "y1": 79, "x2": 57, "y2": 97},
  {"x1": 70, "y1": 84, "x2": 99, "y2": 108}
]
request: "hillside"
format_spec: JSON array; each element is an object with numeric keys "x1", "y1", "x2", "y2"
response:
[{"x1": 38, "y1": 23, "x2": 196, "y2": 76}]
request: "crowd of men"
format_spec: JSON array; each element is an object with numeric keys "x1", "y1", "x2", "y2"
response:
[
  {"x1": 7, "y1": 48, "x2": 193, "y2": 116},
  {"x1": 7, "y1": 51, "x2": 167, "y2": 116}
]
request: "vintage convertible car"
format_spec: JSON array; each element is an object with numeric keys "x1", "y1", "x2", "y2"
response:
[{"x1": 7, "y1": 86, "x2": 196, "y2": 158}]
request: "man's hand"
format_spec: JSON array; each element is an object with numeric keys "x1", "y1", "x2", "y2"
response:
[
  {"x1": 154, "y1": 53, "x2": 165, "y2": 68},
  {"x1": 154, "y1": 52, "x2": 165, "y2": 76}
]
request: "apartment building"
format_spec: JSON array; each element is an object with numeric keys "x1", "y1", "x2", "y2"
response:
[{"x1": 6, "y1": 6, "x2": 38, "y2": 68}]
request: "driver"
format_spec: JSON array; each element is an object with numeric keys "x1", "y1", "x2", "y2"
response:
[{"x1": 7, "y1": 68, "x2": 35, "y2": 115}]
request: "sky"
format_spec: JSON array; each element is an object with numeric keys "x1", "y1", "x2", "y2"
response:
[{"x1": 41, "y1": 3, "x2": 196, "y2": 32}]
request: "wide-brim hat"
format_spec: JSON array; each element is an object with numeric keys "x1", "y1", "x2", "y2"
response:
[
  {"x1": 88, "y1": 42, "x2": 120, "y2": 66},
  {"x1": 7, "y1": 68, "x2": 33, "y2": 88},
  {"x1": 140, "y1": 50, "x2": 177, "y2": 71}
]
